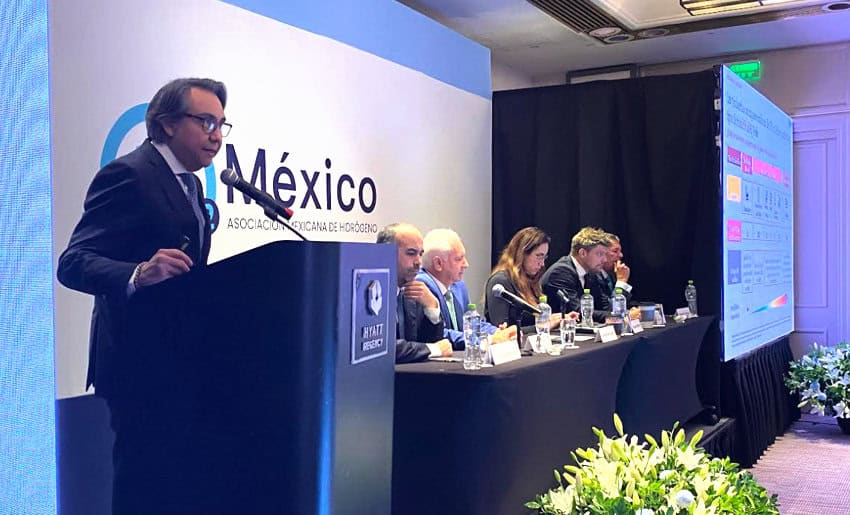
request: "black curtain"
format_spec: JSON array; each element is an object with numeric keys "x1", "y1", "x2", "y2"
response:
[
  {"x1": 721, "y1": 337, "x2": 799, "y2": 467},
  {"x1": 492, "y1": 70, "x2": 723, "y2": 407}
]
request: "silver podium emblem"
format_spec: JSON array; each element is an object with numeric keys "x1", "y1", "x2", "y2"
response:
[{"x1": 366, "y1": 279, "x2": 383, "y2": 315}]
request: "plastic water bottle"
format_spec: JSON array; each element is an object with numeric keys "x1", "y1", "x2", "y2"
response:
[
  {"x1": 463, "y1": 304, "x2": 481, "y2": 370},
  {"x1": 475, "y1": 305, "x2": 491, "y2": 365},
  {"x1": 611, "y1": 287, "x2": 627, "y2": 334},
  {"x1": 685, "y1": 280, "x2": 698, "y2": 317},
  {"x1": 580, "y1": 289, "x2": 595, "y2": 327},
  {"x1": 534, "y1": 295, "x2": 552, "y2": 353}
]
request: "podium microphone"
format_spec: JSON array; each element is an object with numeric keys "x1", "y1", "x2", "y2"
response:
[
  {"x1": 220, "y1": 168, "x2": 294, "y2": 220},
  {"x1": 492, "y1": 284, "x2": 541, "y2": 315}
]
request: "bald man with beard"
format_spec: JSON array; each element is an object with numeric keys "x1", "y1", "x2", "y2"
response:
[{"x1": 377, "y1": 223, "x2": 453, "y2": 363}]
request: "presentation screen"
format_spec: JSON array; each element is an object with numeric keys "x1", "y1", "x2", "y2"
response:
[{"x1": 719, "y1": 65, "x2": 794, "y2": 361}]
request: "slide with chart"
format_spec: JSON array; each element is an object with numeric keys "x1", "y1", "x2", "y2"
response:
[{"x1": 720, "y1": 66, "x2": 794, "y2": 361}]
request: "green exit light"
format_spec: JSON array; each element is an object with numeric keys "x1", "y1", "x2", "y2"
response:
[{"x1": 728, "y1": 61, "x2": 762, "y2": 81}]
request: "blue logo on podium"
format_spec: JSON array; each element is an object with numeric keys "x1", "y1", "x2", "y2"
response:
[{"x1": 352, "y1": 269, "x2": 390, "y2": 364}]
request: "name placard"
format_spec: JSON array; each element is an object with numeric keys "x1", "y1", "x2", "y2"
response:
[
  {"x1": 597, "y1": 325, "x2": 618, "y2": 343},
  {"x1": 490, "y1": 341, "x2": 522, "y2": 365},
  {"x1": 629, "y1": 318, "x2": 644, "y2": 333}
]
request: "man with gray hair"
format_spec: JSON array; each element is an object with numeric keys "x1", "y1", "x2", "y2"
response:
[{"x1": 417, "y1": 228, "x2": 504, "y2": 349}]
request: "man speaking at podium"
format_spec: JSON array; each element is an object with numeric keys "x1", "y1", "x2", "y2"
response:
[{"x1": 57, "y1": 78, "x2": 228, "y2": 514}]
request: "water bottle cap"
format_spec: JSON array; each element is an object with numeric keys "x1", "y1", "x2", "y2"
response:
[
  {"x1": 467, "y1": 303, "x2": 476, "y2": 310},
  {"x1": 688, "y1": 279, "x2": 694, "y2": 285},
  {"x1": 539, "y1": 295, "x2": 547, "y2": 302},
  {"x1": 583, "y1": 289, "x2": 590, "y2": 294},
  {"x1": 615, "y1": 287, "x2": 623, "y2": 294}
]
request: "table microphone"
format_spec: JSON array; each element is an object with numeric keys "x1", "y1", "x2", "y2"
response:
[
  {"x1": 492, "y1": 284, "x2": 541, "y2": 315},
  {"x1": 556, "y1": 289, "x2": 569, "y2": 316}
]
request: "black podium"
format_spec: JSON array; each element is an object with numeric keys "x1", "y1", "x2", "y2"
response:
[{"x1": 115, "y1": 241, "x2": 395, "y2": 514}]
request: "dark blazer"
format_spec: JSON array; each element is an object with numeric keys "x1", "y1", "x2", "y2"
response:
[
  {"x1": 57, "y1": 140, "x2": 211, "y2": 397},
  {"x1": 593, "y1": 271, "x2": 633, "y2": 312},
  {"x1": 484, "y1": 270, "x2": 538, "y2": 328},
  {"x1": 416, "y1": 271, "x2": 498, "y2": 350},
  {"x1": 395, "y1": 290, "x2": 445, "y2": 363},
  {"x1": 541, "y1": 256, "x2": 607, "y2": 323}
]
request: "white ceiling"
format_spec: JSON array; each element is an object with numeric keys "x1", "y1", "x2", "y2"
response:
[{"x1": 398, "y1": 0, "x2": 850, "y2": 79}]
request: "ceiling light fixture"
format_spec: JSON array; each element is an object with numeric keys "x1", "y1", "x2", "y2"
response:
[
  {"x1": 637, "y1": 28, "x2": 671, "y2": 38},
  {"x1": 680, "y1": 0, "x2": 795, "y2": 16},
  {"x1": 588, "y1": 27, "x2": 622, "y2": 38},
  {"x1": 603, "y1": 34, "x2": 635, "y2": 43},
  {"x1": 823, "y1": 1, "x2": 850, "y2": 10}
]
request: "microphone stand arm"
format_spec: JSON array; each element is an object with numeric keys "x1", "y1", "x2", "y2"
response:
[
  {"x1": 507, "y1": 304, "x2": 524, "y2": 351},
  {"x1": 262, "y1": 206, "x2": 308, "y2": 242}
]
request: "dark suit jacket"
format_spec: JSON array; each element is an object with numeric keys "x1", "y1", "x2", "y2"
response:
[
  {"x1": 57, "y1": 140, "x2": 211, "y2": 398},
  {"x1": 541, "y1": 256, "x2": 607, "y2": 323},
  {"x1": 395, "y1": 290, "x2": 444, "y2": 363},
  {"x1": 416, "y1": 271, "x2": 498, "y2": 350},
  {"x1": 594, "y1": 271, "x2": 633, "y2": 313}
]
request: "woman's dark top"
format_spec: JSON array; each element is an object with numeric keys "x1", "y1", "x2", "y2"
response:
[{"x1": 484, "y1": 270, "x2": 537, "y2": 327}]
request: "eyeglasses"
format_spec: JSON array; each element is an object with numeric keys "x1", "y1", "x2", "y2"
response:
[{"x1": 183, "y1": 113, "x2": 232, "y2": 137}]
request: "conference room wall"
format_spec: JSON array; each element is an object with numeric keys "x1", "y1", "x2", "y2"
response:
[
  {"x1": 641, "y1": 42, "x2": 850, "y2": 116},
  {"x1": 492, "y1": 59, "x2": 535, "y2": 91}
]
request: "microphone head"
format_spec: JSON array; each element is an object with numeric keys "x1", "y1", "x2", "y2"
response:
[
  {"x1": 220, "y1": 168, "x2": 239, "y2": 186},
  {"x1": 492, "y1": 284, "x2": 506, "y2": 296}
]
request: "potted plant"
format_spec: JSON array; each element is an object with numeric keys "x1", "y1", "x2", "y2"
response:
[
  {"x1": 526, "y1": 415, "x2": 779, "y2": 514},
  {"x1": 785, "y1": 342, "x2": 850, "y2": 433}
]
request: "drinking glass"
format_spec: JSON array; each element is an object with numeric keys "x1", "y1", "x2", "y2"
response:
[{"x1": 560, "y1": 318, "x2": 577, "y2": 349}]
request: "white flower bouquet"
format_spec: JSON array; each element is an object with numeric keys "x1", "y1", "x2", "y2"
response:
[
  {"x1": 526, "y1": 415, "x2": 778, "y2": 514},
  {"x1": 785, "y1": 342, "x2": 850, "y2": 419}
]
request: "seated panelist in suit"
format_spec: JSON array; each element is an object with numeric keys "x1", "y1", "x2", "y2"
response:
[
  {"x1": 594, "y1": 232, "x2": 633, "y2": 312},
  {"x1": 56, "y1": 78, "x2": 229, "y2": 514},
  {"x1": 542, "y1": 226, "x2": 612, "y2": 324},
  {"x1": 484, "y1": 227, "x2": 562, "y2": 329},
  {"x1": 417, "y1": 228, "x2": 515, "y2": 349},
  {"x1": 376, "y1": 223, "x2": 452, "y2": 363}
]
